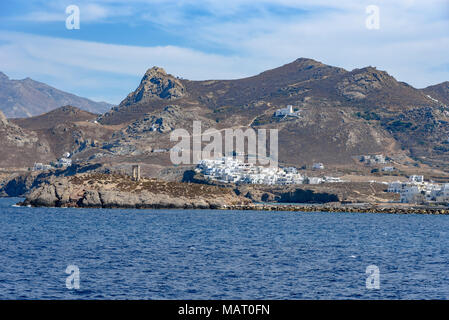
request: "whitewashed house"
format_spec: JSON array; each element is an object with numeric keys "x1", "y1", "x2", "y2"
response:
[
  {"x1": 275, "y1": 105, "x2": 294, "y2": 117},
  {"x1": 388, "y1": 181, "x2": 407, "y2": 193},
  {"x1": 33, "y1": 163, "x2": 52, "y2": 171},
  {"x1": 312, "y1": 163, "x2": 324, "y2": 170},
  {"x1": 360, "y1": 154, "x2": 387, "y2": 165},
  {"x1": 400, "y1": 185, "x2": 421, "y2": 203},
  {"x1": 284, "y1": 167, "x2": 298, "y2": 174},
  {"x1": 308, "y1": 177, "x2": 324, "y2": 184},
  {"x1": 374, "y1": 154, "x2": 386, "y2": 164},
  {"x1": 324, "y1": 176, "x2": 342, "y2": 183},
  {"x1": 56, "y1": 157, "x2": 72, "y2": 168},
  {"x1": 431, "y1": 184, "x2": 449, "y2": 202},
  {"x1": 409, "y1": 175, "x2": 424, "y2": 183}
]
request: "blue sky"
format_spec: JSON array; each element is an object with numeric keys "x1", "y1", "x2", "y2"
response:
[{"x1": 0, "y1": 0, "x2": 448, "y2": 104}]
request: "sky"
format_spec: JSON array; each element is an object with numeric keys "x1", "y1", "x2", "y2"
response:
[{"x1": 0, "y1": 0, "x2": 448, "y2": 105}]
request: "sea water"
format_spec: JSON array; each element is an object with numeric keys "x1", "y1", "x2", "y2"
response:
[{"x1": 1, "y1": 197, "x2": 448, "y2": 299}]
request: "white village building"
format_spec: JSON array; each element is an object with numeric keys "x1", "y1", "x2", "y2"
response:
[
  {"x1": 33, "y1": 163, "x2": 53, "y2": 171},
  {"x1": 400, "y1": 185, "x2": 423, "y2": 203},
  {"x1": 312, "y1": 163, "x2": 324, "y2": 170},
  {"x1": 388, "y1": 175, "x2": 449, "y2": 204},
  {"x1": 388, "y1": 181, "x2": 408, "y2": 193},
  {"x1": 197, "y1": 157, "x2": 305, "y2": 185},
  {"x1": 275, "y1": 105, "x2": 294, "y2": 116},
  {"x1": 197, "y1": 157, "x2": 344, "y2": 186},
  {"x1": 432, "y1": 184, "x2": 449, "y2": 202},
  {"x1": 360, "y1": 154, "x2": 387, "y2": 165},
  {"x1": 274, "y1": 105, "x2": 300, "y2": 118},
  {"x1": 308, "y1": 177, "x2": 324, "y2": 184},
  {"x1": 409, "y1": 175, "x2": 424, "y2": 183}
]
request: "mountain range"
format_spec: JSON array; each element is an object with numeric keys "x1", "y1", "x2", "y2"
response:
[
  {"x1": 0, "y1": 72, "x2": 113, "y2": 118},
  {"x1": 1, "y1": 58, "x2": 449, "y2": 177}
]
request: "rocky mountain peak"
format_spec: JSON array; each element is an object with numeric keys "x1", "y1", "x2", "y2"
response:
[
  {"x1": 0, "y1": 110, "x2": 8, "y2": 125},
  {"x1": 0, "y1": 73, "x2": 113, "y2": 118},
  {"x1": 144, "y1": 66, "x2": 167, "y2": 77},
  {"x1": 59, "y1": 105, "x2": 82, "y2": 114},
  {"x1": 119, "y1": 66, "x2": 186, "y2": 107},
  {"x1": 0, "y1": 72, "x2": 9, "y2": 81},
  {"x1": 294, "y1": 57, "x2": 325, "y2": 68},
  {"x1": 353, "y1": 66, "x2": 394, "y2": 81},
  {"x1": 422, "y1": 81, "x2": 449, "y2": 106},
  {"x1": 336, "y1": 66, "x2": 399, "y2": 100},
  {"x1": 290, "y1": 58, "x2": 348, "y2": 76},
  {"x1": 426, "y1": 81, "x2": 449, "y2": 91}
]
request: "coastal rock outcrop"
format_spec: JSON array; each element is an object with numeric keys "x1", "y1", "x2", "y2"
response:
[
  {"x1": 21, "y1": 173, "x2": 251, "y2": 209},
  {"x1": 0, "y1": 163, "x2": 105, "y2": 197},
  {"x1": 26, "y1": 184, "x2": 58, "y2": 207}
]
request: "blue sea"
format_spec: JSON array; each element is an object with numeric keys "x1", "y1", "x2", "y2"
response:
[{"x1": 1, "y1": 197, "x2": 449, "y2": 300}]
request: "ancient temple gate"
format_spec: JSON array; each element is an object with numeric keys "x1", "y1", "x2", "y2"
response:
[{"x1": 132, "y1": 165, "x2": 141, "y2": 181}]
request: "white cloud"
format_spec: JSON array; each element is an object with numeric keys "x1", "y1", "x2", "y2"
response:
[
  {"x1": 122, "y1": 0, "x2": 449, "y2": 88},
  {"x1": 169, "y1": 0, "x2": 449, "y2": 87},
  {"x1": 0, "y1": 31, "x2": 255, "y2": 79},
  {"x1": 0, "y1": 0, "x2": 448, "y2": 104},
  {"x1": 0, "y1": 31, "x2": 260, "y2": 104},
  {"x1": 9, "y1": 1, "x2": 135, "y2": 23},
  {"x1": 13, "y1": 11, "x2": 66, "y2": 22}
]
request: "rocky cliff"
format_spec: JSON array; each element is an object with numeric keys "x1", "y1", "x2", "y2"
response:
[
  {"x1": 118, "y1": 67, "x2": 186, "y2": 108},
  {"x1": 20, "y1": 173, "x2": 251, "y2": 209},
  {"x1": 0, "y1": 162, "x2": 105, "y2": 197}
]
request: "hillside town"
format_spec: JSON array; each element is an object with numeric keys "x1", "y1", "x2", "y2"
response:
[
  {"x1": 388, "y1": 175, "x2": 449, "y2": 204},
  {"x1": 32, "y1": 153, "x2": 72, "y2": 171},
  {"x1": 196, "y1": 157, "x2": 342, "y2": 185}
]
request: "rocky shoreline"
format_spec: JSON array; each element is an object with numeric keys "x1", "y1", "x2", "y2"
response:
[
  {"x1": 17, "y1": 197, "x2": 449, "y2": 215},
  {"x1": 18, "y1": 173, "x2": 251, "y2": 210},
  {"x1": 5, "y1": 170, "x2": 447, "y2": 215},
  {"x1": 17, "y1": 189, "x2": 448, "y2": 216},
  {"x1": 222, "y1": 204, "x2": 449, "y2": 215}
]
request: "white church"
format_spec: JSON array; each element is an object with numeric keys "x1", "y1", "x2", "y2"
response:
[{"x1": 274, "y1": 105, "x2": 298, "y2": 117}]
